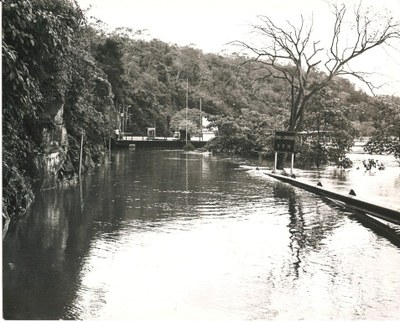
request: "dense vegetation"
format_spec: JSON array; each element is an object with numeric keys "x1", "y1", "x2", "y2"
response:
[
  {"x1": 364, "y1": 96, "x2": 400, "y2": 160},
  {"x1": 2, "y1": 0, "x2": 399, "y2": 220},
  {"x1": 2, "y1": 0, "x2": 116, "y2": 219}
]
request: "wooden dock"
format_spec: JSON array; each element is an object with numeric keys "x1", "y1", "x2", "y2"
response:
[{"x1": 113, "y1": 139, "x2": 207, "y2": 149}]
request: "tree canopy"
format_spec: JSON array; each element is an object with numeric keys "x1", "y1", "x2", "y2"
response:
[
  {"x1": 364, "y1": 96, "x2": 400, "y2": 160},
  {"x1": 232, "y1": 2, "x2": 400, "y2": 132}
]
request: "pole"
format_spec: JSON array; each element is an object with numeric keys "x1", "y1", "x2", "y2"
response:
[
  {"x1": 274, "y1": 152, "x2": 277, "y2": 173},
  {"x1": 185, "y1": 78, "x2": 188, "y2": 144},
  {"x1": 291, "y1": 153, "x2": 294, "y2": 176},
  {"x1": 122, "y1": 106, "x2": 125, "y2": 134},
  {"x1": 199, "y1": 97, "x2": 202, "y2": 141},
  {"x1": 79, "y1": 133, "x2": 84, "y2": 178},
  {"x1": 124, "y1": 106, "x2": 126, "y2": 135}
]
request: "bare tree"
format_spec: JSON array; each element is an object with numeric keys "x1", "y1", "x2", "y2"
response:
[{"x1": 233, "y1": 2, "x2": 400, "y2": 132}]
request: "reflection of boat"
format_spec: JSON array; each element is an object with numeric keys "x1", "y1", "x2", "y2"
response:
[{"x1": 268, "y1": 172, "x2": 400, "y2": 226}]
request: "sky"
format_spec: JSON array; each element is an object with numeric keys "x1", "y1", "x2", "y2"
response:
[{"x1": 76, "y1": 0, "x2": 400, "y2": 96}]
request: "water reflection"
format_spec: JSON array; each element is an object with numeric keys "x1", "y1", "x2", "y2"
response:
[
  {"x1": 3, "y1": 188, "x2": 86, "y2": 319},
  {"x1": 3, "y1": 149, "x2": 400, "y2": 320},
  {"x1": 267, "y1": 180, "x2": 400, "y2": 319},
  {"x1": 271, "y1": 183, "x2": 304, "y2": 278},
  {"x1": 270, "y1": 180, "x2": 350, "y2": 280}
]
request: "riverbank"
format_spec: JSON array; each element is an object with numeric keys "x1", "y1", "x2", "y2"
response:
[{"x1": 2, "y1": 148, "x2": 111, "y2": 238}]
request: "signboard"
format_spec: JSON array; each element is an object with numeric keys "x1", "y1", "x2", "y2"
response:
[
  {"x1": 147, "y1": 127, "x2": 156, "y2": 139},
  {"x1": 274, "y1": 131, "x2": 296, "y2": 153}
]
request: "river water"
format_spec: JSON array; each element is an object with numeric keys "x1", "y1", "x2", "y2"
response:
[{"x1": 3, "y1": 149, "x2": 400, "y2": 320}]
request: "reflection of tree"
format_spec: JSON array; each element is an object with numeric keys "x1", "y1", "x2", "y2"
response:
[
  {"x1": 2, "y1": 160, "x2": 127, "y2": 319},
  {"x1": 272, "y1": 183, "x2": 305, "y2": 278},
  {"x1": 271, "y1": 182, "x2": 346, "y2": 279},
  {"x1": 273, "y1": 178, "x2": 400, "y2": 282},
  {"x1": 3, "y1": 189, "x2": 85, "y2": 319},
  {"x1": 331, "y1": 168, "x2": 348, "y2": 182},
  {"x1": 288, "y1": 204, "x2": 305, "y2": 279}
]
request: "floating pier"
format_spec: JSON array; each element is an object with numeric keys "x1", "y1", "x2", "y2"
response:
[{"x1": 267, "y1": 172, "x2": 400, "y2": 226}]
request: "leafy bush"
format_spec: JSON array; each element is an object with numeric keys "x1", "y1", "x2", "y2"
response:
[{"x1": 183, "y1": 143, "x2": 195, "y2": 151}]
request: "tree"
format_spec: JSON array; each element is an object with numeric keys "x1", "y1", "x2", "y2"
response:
[
  {"x1": 2, "y1": 0, "x2": 84, "y2": 217},
  {"x1": 233, "y1": 2, "x2": 400, "y2": 132},
  {"x1": 206, "y1": 109, "x2": 281, "y2": 156},
  {"x1": 296, "y1": 88, "x2": 357, "y2": 167},
  {"x1": 170, "y1": 108, "x2": 205, "y2": 136},
  {"x1": 93, "y1": 37, "x2": 125, "y2": 106},
  {"x1": 2, "y1": 0, "x2": 118, "y2": 219},
  {"x1": 364, "y1": 96, "x2": 400, "y2": 161},
  {"x1": 63, "y1": 45, "x2": 116, "y2": 170}
]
